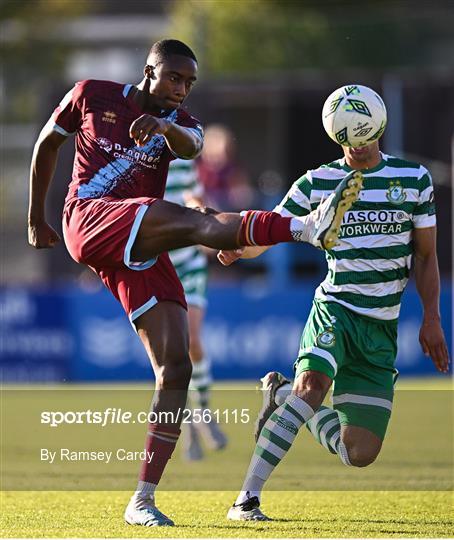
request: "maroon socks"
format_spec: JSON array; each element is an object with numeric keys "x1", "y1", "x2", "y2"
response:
[
  {"x1": 238, "y1": 210, "x2": 293, "y2": 246},
  {"x1": 138, "y1": 424, "x2": 180, "y2": 485}
]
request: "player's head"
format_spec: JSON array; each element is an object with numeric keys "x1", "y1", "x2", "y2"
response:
[{"x1": 144, "y1": 39, "x2": 198, "y2": 110}]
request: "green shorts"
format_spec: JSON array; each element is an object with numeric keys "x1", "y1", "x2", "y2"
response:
[{"x1": 295, "y1": 300, "x2": 398, "y2": 439}]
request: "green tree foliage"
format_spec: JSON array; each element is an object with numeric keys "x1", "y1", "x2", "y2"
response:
[
  {"x1": 1, "y1": 0, "x2": 93, "y2": 122},
  {"x1": 169, "y1": 0, "x2": 454, "y2": 75}
]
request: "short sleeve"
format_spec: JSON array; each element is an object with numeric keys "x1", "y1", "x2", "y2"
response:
[
  {"x1": 413, "y1": 167, "x2": 436, "y2": 228},
  {"x1": 51, "y1": 82, "x2": 85, "y2": 136},
  {"x1": 273, "y1": 173, "x2": 313, "y2": 217},
  {"x1": 172, "y1": 110, "x2": 204, "y2": 159}
]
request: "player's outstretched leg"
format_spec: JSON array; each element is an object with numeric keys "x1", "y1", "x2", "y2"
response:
[
  {"x1": 130, "y1": 171, "x2": 363, "y2": 261},
  {"x1": 227, "y1": 371, "x2": 331, "y2": 521}
]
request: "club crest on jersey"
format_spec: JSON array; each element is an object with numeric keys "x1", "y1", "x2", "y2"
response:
[
  {"x1": 95, "y1": 137, "x2": 113, "y2": 152},
  {"x1": 386, "y1": 180, "x2": 407, "y2": 205},
  {"x1": 102, "y1": 111, "x2": 117, "y2": 124},
  {"x1": 317, "y1": 328, "x2": 336, "y2": 348}
]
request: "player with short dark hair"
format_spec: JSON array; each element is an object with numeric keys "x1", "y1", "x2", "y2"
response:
[
  {"x1": 149, "y1": 38, "x2": 198, "y2": 64},
  {"x1": 28, "y1": 39, "x2": 361, "y2": 527}
]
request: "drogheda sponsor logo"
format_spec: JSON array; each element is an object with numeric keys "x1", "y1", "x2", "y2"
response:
[{"x1": 94, "y1": 137, "x2": 162, "y2": 169}]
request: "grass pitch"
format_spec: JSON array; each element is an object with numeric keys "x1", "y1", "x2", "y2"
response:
[
  {"x1": 1, "y1": 490, "x2": 453, "y2": 538},
  {"x1": 1, "y1": 378, "x2": 453, "y2": 537}
]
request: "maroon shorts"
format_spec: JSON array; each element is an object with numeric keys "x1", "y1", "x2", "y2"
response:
[{"x1": 63, "y1": 197, "x2": 187, "y2": 323}]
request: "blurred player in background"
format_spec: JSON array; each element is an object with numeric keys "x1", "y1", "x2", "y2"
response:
[
  {"x1": 28, "y1": 38, "x2": 359, "y2": 527},
  {"x1": 219, "y1": 85, "x2": 450, "y2": 521},
  {"x1": 197, "y1": 124, "x2": 255, "y2": 212},
  {"x1": 165, "y1": 158, "x2": 227, "y2": 460}
]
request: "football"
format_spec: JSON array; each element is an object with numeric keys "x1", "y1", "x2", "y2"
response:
[{"x1": 322, "y1": 84, "x2": 387, "y2": 148}]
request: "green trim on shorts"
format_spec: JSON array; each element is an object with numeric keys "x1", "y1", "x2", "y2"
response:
[{"x1": 294, "y1": 355, "x2": 336, "y2": 380}]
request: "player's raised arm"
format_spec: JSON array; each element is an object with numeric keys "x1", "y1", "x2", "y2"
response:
[
  {"x1": 413, "y1": 226, "x2": 450, "y2": 373},
  {"x1": 28, "y1": 122, "x2": 67, "y2": 249},
  {"x1": 129, "y1": 114, "x2": 202, "y2": 159}
]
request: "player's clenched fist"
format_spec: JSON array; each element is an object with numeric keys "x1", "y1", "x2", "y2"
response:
[
  {"x1": 217, "y1": 248, "x2": 245, "y2": 266},
  {"x1": 129, "y1": 114, "x2": 170, "y2": 146},
  {"x1": 28, "y1": 221, "x2": 61, "y2": 249}
]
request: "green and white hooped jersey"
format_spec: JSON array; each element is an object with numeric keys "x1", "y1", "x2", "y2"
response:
[
  {"x1": 165, "y1": 158, "x2": 208, "y2": 308},
  {"x1": 274, "y1": 153, "x2": 436, "y2": 321}
]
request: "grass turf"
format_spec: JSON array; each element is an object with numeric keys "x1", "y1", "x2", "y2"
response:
[
  {"x1": 1, "y1": 378, "x2": 452, "y2": 537},
  {"x1": 1, "y1": 490, "x2": 453, "y2": 537}
]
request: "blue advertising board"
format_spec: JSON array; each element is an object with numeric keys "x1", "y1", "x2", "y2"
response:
[
  {"x1": 1, "y1": 282, "x2": 452, "y2": 382},
  {"x1": 0, "y1": 287, "x2": 73, "y2": 381}
]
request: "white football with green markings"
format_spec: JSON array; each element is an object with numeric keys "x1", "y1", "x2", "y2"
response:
[{"x1": 322, "y1": 84, "x2": 387, "y2": 148}]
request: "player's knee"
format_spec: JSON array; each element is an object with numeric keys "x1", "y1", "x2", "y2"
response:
[
  {"x1": 292, "y1": 371, "x2": 331, "y2": 411},
  {"x1": 157, "y1": 356, "x2": 192, "y2": 389},
  {"x1": 342, "y1": 435, "x2": 382, "y2": 467},
  {"x1": 346, "y1": 446, "x2": 379, "y2": 467}
]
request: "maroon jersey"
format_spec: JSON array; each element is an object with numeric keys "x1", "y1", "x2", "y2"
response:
[{"x1": 52, "y1": 80, "x2": 203, "y2": 201}]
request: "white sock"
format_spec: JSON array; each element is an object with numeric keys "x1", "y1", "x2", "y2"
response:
[
  {"x1": 133, "y1": 480, "x2": 157, "y2": 501},
  {"x1": 237, "y1": 394, "x2": 314, "y2": 504},
  {"x1": 235, "y1": 486, "x2": 263, "y2": 505},
  {"x1": 290, "y1": 216, "x2": 312, "y2": 243}
]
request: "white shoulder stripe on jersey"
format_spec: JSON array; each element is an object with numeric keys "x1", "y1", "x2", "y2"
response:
[
  {"x1": 413, "y1": 215, "x2": 436, "y2": 229},
  {"x1": 419, "y1": 185, "x2": 434, "y2": 202},
  {"x1": 378, "y1": 166, "x2": 426, "y2": 178}
]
